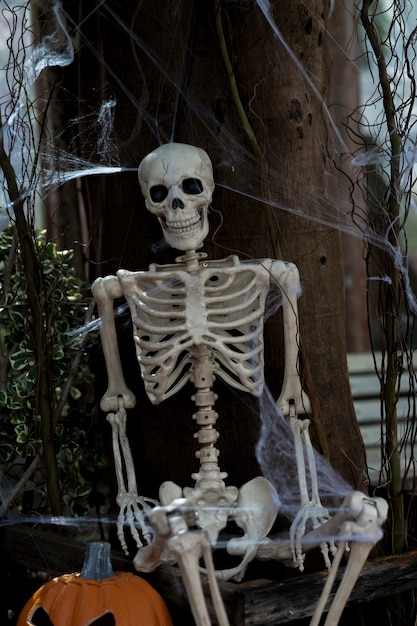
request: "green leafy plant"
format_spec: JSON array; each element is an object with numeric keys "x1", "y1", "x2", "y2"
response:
[
  {"x1": 0, "y1": 1, "x2": 109, "y2": 520},
  {"x1": 0, "y1": 223, "x2": 105, "y2": 518}
]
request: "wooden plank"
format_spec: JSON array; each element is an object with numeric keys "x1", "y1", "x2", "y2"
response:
[
  {"x1": 349, "y1": 379, "x2": 412, "y2": 401},
  {"x1": 353, "y1": 398, "x2": 411, "y2": 422},
  {"x1": 346, "y1": 351, "x2": 412, "y2": 374},
  {"x1": 239, "y1": 551, "x2": 417, "y2": 625},
  {"x1": 347, "y1": 352, "x2": 414, "y2": 398},
  {"x1": 2, "y1": 526, "x2": 417, "y2": 625},
  {"x1": 347, "y1": 352, "x2": 380, "y2": 374},
  {"x1": 347, "y1": 352, "x2": 416, "y2": 489}
]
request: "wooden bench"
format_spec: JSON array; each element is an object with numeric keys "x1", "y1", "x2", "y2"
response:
[{"x1": 2, "y1": 525, "x2": 417, "y2": 625}]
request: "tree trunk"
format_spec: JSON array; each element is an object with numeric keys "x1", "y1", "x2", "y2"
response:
[
  {"x1": 329, "y1": 0, "x2": 370, "y2": 353},
  {"x1": 68, "y1": 0, "x2": 367, "y2": 500},
  {"x1": 33, "y1": 0, "x2": 88, "y2": 281}
]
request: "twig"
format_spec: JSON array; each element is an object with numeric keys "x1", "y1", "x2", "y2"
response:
[
  {"x1": 52, "y1": 300, "x2": 95, "y2": 427},
  {"x1": 360, "y1": 0, "x2": 405, "y2": 555},
  {"x1": 0, "y1": 451, "x2": 42, "y2": 519}
]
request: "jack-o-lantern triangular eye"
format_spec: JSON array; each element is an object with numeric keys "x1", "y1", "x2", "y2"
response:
[{"x1": 29, "y1": 607, "x2": 53, "y2": 626}]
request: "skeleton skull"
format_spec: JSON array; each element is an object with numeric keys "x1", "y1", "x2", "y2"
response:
[{"x1": 138, "y1": 143, "x2": 214, "y2": 251}]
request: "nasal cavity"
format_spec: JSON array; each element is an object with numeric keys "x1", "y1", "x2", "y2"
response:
[{"x1": 172, "y1": 197, "x2": 185, "y2": 210}]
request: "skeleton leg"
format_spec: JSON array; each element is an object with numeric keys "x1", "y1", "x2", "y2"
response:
[
  {"x1": 309, "y1": 540, "x2": 346, "y2": 626},
  {"x1": 136, "y1": 501, "x2": 230, "y2": 626},
  {"x1": 169, "y1": 529, "x2": 230, "y2": 626},
  {"x1": 256, "y1": 493, "x2": 387, "y2": 625},
  {"x1": 309, "y1": 496, "x2": 388, "y2": 626},
  {"x1": 107, "y1": 398, "x2": 158, "y2": 554},
  {"x1": 257, "y1": 491, "x2": 380, "y2": 560}
]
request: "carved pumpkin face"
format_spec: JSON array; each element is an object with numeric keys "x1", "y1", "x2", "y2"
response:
[{"x1": 17, "y1": 543, "x2": 173, "y2": 626}]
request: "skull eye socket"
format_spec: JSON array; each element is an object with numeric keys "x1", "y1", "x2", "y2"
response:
[
  {"x1": 182, "y1": 178, "x2": 203, "y2": 195},
  {"x1": 150, "y1": 185, "x2": 169, "y2": 203}
]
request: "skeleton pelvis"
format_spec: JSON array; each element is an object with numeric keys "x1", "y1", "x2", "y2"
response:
[{"x1": 159, "y1": 476, "x2": 279, "y2": 581}]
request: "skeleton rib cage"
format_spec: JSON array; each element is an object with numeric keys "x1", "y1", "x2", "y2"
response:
[{"x1": 118, "y1": 258, "x2": 274, "y2": 404}]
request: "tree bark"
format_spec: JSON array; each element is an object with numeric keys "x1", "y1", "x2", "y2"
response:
[
  {"x1": 329, "y1": 0, "x2": 370, "y2": 353},
  {"x1": 69, "y1": 0, "x2": 367, "y2": 500}
]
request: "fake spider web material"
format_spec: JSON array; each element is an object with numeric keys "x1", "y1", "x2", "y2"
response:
[{"x1": 0, "y1": 0, "x2": 416, "y2": 561}]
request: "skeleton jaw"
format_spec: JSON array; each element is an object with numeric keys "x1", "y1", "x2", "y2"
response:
[{"x1": 159, "y1": 205, "x2": 209, "y2": 251}]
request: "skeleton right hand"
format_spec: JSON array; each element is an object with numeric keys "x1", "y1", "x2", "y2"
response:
[{"x1": 116, "y1": 490, "x2": 158, "y2": 554}]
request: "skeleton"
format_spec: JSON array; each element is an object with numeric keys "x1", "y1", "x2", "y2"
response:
[{"x1": 93, "y1": 143, "x2": 387, "y2": 625}]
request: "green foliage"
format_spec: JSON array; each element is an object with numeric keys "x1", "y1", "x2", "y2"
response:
[{"x1": 0, "y1": 224, "x2": 106, "y2": 517}]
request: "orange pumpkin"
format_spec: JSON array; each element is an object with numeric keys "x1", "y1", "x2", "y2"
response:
[{"x1": 17, "y1": 542, "x2": 173, "y2": 626}]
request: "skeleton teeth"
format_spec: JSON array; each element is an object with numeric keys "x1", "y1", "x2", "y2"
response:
[{"x1": 166, "y1": 216, "x2": 201, "y2": 232}]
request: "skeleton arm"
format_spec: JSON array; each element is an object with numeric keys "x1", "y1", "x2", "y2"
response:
[
  {"x1": 93, "y1": 275, "x2": 157, "y2": 553},
  {"x1": 270, "y1": 261, "x2": 331, "y2": 569},
  {"x1": 270, "y1": 260, "x2": 311, "y2": 416},
  {"x1": 92, "y1": 275, "x2": 137, "y2": 412}
]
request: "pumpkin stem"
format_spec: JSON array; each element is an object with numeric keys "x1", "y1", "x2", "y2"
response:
[{"x1": 80, "y1": 542, "x2": 115, "y2": 580}]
